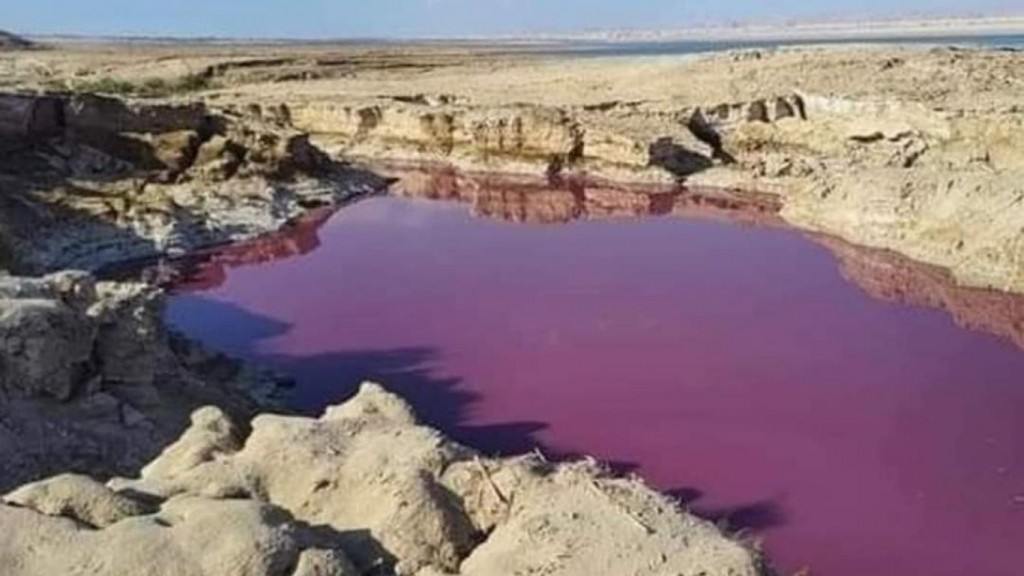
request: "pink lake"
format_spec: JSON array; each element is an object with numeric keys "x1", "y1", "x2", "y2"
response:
[{"x1": 166, "y1": 181, "x2": 1024, "y2": 576}]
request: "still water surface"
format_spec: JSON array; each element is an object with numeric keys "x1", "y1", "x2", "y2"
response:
[
  {"x1": 168, "y1": 188, "x2": 1024, "y2": 576},
  {"x1": 539, "y1": 33, "x2": 1024, "y2": 57}
]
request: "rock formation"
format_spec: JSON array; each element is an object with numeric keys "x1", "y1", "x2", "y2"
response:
[
  {"x1": 293, "y1": 98, "x2": 734, "y2": 181},
  {"x1": 0, "y1": 383, "x2": 770, "y2": 576},
  {"x1": 296, "y1": 84, "x2": 1024, "y2": 295},
  {"x1": 0, "y1": 92, "x2": 386, "y2": 274},
  {"x1": 0, "y1": 271, "x2": 286, "y2": 491},
  {"x1": 5, "y1": 44, "x2": 1023, "y2": 292},
  {"x1": 0, "y1": 90, "x2": 378, "y2": 489},
  {"x1": 712, "y1": 90, "x2": 1024, "y2": 295},
  {"x1": 222, "y1": 45, "x2": 1020, "y2": 295}
]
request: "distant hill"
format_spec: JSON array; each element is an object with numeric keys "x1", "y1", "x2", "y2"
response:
[{"x1": 0, "y1": 30, "x2": 32, "y2": 49}]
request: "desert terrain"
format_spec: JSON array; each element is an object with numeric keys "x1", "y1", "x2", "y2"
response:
[
  {"x1": 4, "y1": 38, "x2": 1023, "y2": 291},
  {"x1": 1, "y1": 30, "x2": 1022, "y2": 575}
]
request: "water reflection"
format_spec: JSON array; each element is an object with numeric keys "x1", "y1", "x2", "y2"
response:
[
  {"x1": 820, "y1": 236, "x2": 1024, "y2": 349},
  {"x1": 164, "y1": 163, "x2": 1024, "y2": 351},
  {"x1": 386, "y1": 162, "x2": 782, "y2": 226},
  {"x1": 154, "y1": 206, "x2": 337, "y2": 293}
]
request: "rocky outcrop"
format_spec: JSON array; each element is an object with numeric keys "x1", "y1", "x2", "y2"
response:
[
  {"x1": 6, "y1": 44, "x2": 1024, "y2": 292},
  {"x1": 292, "y1": 102, "x2": 586, "y2": 176},
  {"x1": 0, "y1": 94, "x2": 63, "y2": 139},
  {"x1": 0, "y1": 383, "x2": 769, "y2": 576},
  {"x1": 696, "y1": 94, "x2": 806, "y2": 127},
  {"x1": 0, "y1": 271, "x2": 286, "y2": 491},
  {"x1": 706, "y1": 92, "x2": 1024, "y2": 294},
  {"x1": 3, "y1": 473, "x2": 156, "y2": 528},
  {"x1": 0, "y1": 492, "x2": 356, "y2": 576},
  {"x1": 293, "y1": 95, "x2": 808, "y2": 184},
  {"x1": 0, "y1": 92, "x2": 385, "y2": 274},
  {"x1": 299, "y1": 80, "x2": 1019, "y2": 294},
  {"x1": 262, "y1": 46, "x2": 1024, "y2": 295}
]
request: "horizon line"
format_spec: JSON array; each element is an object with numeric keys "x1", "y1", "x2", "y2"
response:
[{"x1": 13, "y1": 13, "x2": 1024, "y2": 44}]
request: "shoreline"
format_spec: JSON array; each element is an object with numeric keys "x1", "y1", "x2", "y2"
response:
[{"x1": 533, "y1": 16, "x2": 1024, "y2": 43}]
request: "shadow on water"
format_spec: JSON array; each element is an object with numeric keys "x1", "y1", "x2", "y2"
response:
[
  {"x1": 273, "y1": 347, "x2": 550, "y2": 457},
  {"x1": 170, "y1": 296, "x2": 549, "y2": 456},
  {"x1": 169, "y1": 296, "x2": 294, "y2": 353},
  {"x1": 665, "y1": 486, "x2": 787, "y2": 532},
  {"x1": 702, "y1": 500, "x2": 787, "y2": 532},
  {"x1": 170, "y1": 293, "x2": 789, "y2": 534}
]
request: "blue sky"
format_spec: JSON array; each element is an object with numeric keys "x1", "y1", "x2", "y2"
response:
[{"x1": 6, "y1": 0, "x2": 1020, "y2": 38}]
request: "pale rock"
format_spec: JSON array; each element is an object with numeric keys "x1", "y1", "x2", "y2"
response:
[
  {"x1": 0, "y1": 495, "x2": 352, "y2": 576},
  {"x1": 3, "y1": 473, "x2": 154, "y2": 527},
  {"x1": 93, "y1": 383, "x2": 764, "y2": 576},
  {"x1": 141, "y1": 406, "x2": 241, "y2": 480},
  {"x1": 293, "y1": 549, "x2": 361, "y2": 576},
  {"x1": 0, "y1": 297, "x2": 95, "y2": 400}
]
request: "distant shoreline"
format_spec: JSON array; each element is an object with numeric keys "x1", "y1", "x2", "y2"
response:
[
  {"x1": 21, "y1": 15, "x2": 1024, "y2": 46},
  {"x1": 532, "y1": 15, "x2": 1024, "y2": 43}
]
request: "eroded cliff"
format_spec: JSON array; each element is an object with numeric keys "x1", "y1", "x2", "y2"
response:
[
  {"x1": 4, "y1": 45, "x2": 1022, "y2": 293},
  {"x1": 0, "y1": 92, "x2": 385, "y2": 273},
  {"x1": 204, "y1": 45, "x2": 1022, "y2": 294}
]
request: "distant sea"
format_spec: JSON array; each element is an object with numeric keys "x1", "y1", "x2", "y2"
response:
[{"x1": 539, "y1": 33, "x2": 1024, "y2": 57}]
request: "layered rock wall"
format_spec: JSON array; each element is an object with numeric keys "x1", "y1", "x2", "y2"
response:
[
  {"x1": 0, "y1": 92, "x2": 384, "y2": 274},
  {"x1": 283, "y1": 76, "x2": 1024, "y2": 293}
]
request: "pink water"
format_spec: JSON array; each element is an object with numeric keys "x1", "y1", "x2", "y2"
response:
[{"x1": 167, "y1": 194, "x2": 1024, "y2": 576}]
